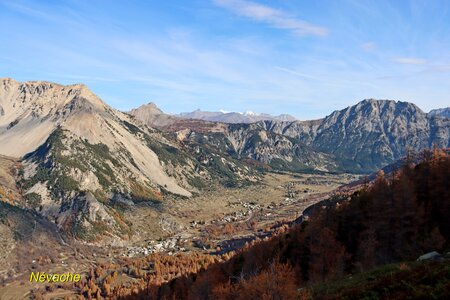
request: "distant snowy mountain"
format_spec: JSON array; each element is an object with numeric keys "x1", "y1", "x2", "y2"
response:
[
  {"x1": 131, "y1": 99, "x2": 450, "y2": 173},
  {"x1": 177, "y1": 109, "x2": 297, "y2": 123}
]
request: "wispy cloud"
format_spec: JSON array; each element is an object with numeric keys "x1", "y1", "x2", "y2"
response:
[
  {"x1": 214, "y1": 0, "x2": 328, "y2": 37},
  {"x1": 2, "y1": 0, "x2": 449, "y2": 116},
  {"x1": 376, "y1": 74, "x2": 415, "y2": 80},
  {"x1": 274, "y1": 66, "x2": 320, "y2": 80},
  {"x1": 275, "y1": 66, "x2": 377, "y2": 88},
  {"x1": 360, "y1": 42, "x2": 376, "y2": 52},
  {"x1": 1, "y1": 1, "x2": 59, "y2": 21},
  {"x1": 377, "y1": 63, "x2": 450, "y2": 80},
  {"x1": 0, "y1": 1, "x2": 82, "y2": 28},
  {"x1": 392, "y1": 57, "x2": 427, "y2": 65},
  {"x1": 46, "y1": 74, "x2": 120, "y2": 83},
  {"x1": 110, "y1": 37, "x2": 250, "y2": 84},
  {"x1": 425, "y1": 64, "x2": 450, "y2": 73}
]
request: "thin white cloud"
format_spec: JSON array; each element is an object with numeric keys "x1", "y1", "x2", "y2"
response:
[
  {"x1": 214, "y1": 0, "x2": 328, "y2": 37},
  {"x1": 360, "y1": 42, "x2": 376, "y2": 52},
  {"x1": 274, "y1": 66, "x2": 321, "y2": 80},
  {"x1": 1, "y1": 1, "x2": 59, "y2": 21},
  {"x1": 425, "y1": 64, "x2": 450, "y2": 73},
  {"x1": 111, "y1": 37, "x2": 250, "y2": 84},
  {"x1": 377, "y1": 64, "x2": 450, "y2": 79},
  {"x1": 275, "y1": 66, "x2": 377, "y2": 88},
  {"x1": 392, "y1": 57, "x2": 427, "y2": 65},
  {"x1": 0, "y1": 1, "x2": 83, "y2": 28},
  {"x1": 48, "y1": 74, "x2": 120, "y2": 82}
]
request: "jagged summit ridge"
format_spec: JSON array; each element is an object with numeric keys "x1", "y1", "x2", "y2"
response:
[
  {"x1": 0, "y1": 79, "x2": 108, "y2": 157},
  {"x1": 132, "y1": 98, "x2": 449, "y2": 173}
]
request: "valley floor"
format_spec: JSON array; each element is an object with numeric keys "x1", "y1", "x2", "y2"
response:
[
  {"x1": 125, "y1": 172, "x2": 357, "y2": 254},
  {"x1": 0, "y1": 172, "x2": 357, "y2": 299}
]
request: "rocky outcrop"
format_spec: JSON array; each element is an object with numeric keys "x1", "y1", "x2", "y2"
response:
[
  {"x1": 0, "y1": 78, "x2": 192, "y2": 196},
  {"x1": 0, "y1": 79, "x2": 257, "y2": 242},
  {"x1": 132, "y1": 99, "x2": 450, "y2": 173},
  {"x1": 128, "y1": 102, "x2": 178, "y2": 127},
  {"x1": 249, "y1": 100, "x2": 450, "y2": 172},
  {"x1": 306, "y1": 100, "x2": 439, "y2": 171},
  {"x1": 429, "y1": 107, "x2": 450, "y2": 118}
]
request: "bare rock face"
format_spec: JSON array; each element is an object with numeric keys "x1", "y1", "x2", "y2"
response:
[
  {"x1": 429, "y1": 107, "x2": 450, "y2": 118},
  {"x1": 133, "y1": 98, "x2": 450, "y2": 173},
  {"x1": 245, "y1": 99, "x2": 449, "y2": 172},
  {"x1": 0, "y1": 79, "x2": 194, "y2": 241},
  {"x1": 307, "y1": 99, "x2": 436, "y2": 171},
  {"x1": 131, "y1": 105, "x2": 337, "y2": 172},
  {"x1": 0, "y1": 78, "x2": 190, "y2": 196},
  {"x1": 221, "y1": 123, "x2": 337, "y2": 172},
  {"x1": 0, "y1": 78, "x2": 259, "y2": 242},
  {"x1": 128, "y1": 102, "x2": 178, "y2": 127}
]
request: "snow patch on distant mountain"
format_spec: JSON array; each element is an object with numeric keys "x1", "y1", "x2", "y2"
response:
[{"x1": 177, "y1": 109, "x2": 297, "y2": 123}]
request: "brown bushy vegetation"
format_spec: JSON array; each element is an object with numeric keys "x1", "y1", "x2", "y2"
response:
[
  {"x1": 71, "y1": 149, "x2": 450, "y2": 299},
  {"x1": 45, "y1": 253, "x2": 222, "y2": 299}
]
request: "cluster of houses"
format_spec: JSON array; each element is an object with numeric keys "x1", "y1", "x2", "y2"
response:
[{"x1": 124, "y1": 237, "x2": 187, "y2": 257}]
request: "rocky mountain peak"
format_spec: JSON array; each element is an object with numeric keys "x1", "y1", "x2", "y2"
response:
[
  {"x1": 326, "y1": 99, "x2": 425, "y2": 123},
  {"x1": 0, "y1": 79, "x2": 115, "y2": 157},
  {"x1": 128, "y1": 102, "x2": 176, "y2": 127},
  {"x1": 0, "y1": 78, "x2": 106, "y2": 110},
  {"x1": 131, "y1": 102, "x2": 164, "y2": 115},
  {"x1": 357, "y1": 98, "x2": 423, "y2": 111}
]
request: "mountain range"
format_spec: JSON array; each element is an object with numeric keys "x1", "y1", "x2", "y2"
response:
[
  {"x1": 176, "y1": 109, "x2": 297, "y2": 123},
  {"x1": 0, "y1": 78, "x2": 256, "y2": 243},
  {"x1": 131, "y1": 99, "x2": 450, "y2": 173},
  {"x1": 0, "y1": 78, "x2": 449, "y2": 243}
]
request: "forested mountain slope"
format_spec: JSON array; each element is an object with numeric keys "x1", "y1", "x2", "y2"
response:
[{"x1": 110, "y1": 149, "x2": 450, "y2": 299}]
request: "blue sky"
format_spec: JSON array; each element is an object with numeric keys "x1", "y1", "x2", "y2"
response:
[{"x1": 1, "y1": 0, "x2": 450, "y2": 119}]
